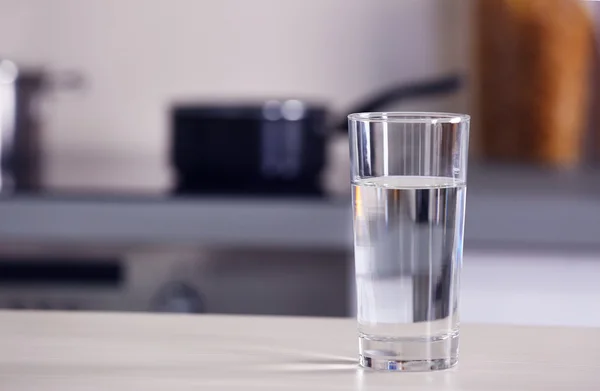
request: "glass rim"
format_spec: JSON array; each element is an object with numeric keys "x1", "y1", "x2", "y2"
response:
[{"x1": 348, "y1": 112, "x2": 470, "y2": 124}]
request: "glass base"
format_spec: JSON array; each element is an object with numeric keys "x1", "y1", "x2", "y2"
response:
[{"x1": 358, "y1": 332, "x2": 459, "y2": 372}]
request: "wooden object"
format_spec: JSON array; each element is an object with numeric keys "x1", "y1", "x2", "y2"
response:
[
  {"x1": 476, "y1": 0, "x2": 593, "y2": 167},
  {"x1": 0, "y1": 311, "x2": 599, "y2": 390}
]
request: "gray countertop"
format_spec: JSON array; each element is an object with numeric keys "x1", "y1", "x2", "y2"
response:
[{"x1": 0, "y1": 166, "x2": 598, "y2": 249}]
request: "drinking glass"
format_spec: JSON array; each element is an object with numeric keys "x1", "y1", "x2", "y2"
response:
[{"x1": 348, "y1": 112, "x2": 469, "y2": 371}]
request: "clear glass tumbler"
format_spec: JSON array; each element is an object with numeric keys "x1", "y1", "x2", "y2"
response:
[{"x1": 348, "y1": 112, "x2": 469, "y2": 371}]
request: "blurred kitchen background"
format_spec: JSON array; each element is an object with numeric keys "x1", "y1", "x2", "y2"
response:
[{"x1": 0, "y1": 0, "x2": 599, "y2": 326}]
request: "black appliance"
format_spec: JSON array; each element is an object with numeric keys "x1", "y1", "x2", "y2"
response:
[
  {"x1": 171, "y1": 100, "x2": 328, "y2": 196},
  {"x1": 170, "y1": 75, "x2": 462, "y2": 196}
]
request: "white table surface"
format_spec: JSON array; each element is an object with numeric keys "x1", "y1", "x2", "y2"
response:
[{"x1": 0, "y1": 311, "x2": 599, "y2": 390}]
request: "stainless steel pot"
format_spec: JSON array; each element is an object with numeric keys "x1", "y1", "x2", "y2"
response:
[{"x1": 0, "y1": 60, "x2": 83, "y2": 193}]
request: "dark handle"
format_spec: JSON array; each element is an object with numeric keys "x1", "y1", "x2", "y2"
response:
[{"x1": 337, "y1": 74, "x2": 463, "y2": 131}]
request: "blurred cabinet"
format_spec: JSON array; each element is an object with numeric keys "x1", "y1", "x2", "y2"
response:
[{"x1": 0, "y1": 244, "x2": 348, "y2": 316}]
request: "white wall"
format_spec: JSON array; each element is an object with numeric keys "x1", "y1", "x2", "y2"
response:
[{"x1": 0, "y1": 0, "x2": 470, "y2": 192}]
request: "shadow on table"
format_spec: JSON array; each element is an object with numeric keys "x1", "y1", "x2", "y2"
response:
[{"x1": 257, "y1": 356, "x2": 358, "y2": 374}]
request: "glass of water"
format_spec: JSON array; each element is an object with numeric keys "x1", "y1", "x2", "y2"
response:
[{"x1": 348, "y1": 112, "x2": 469, "y2": 371}]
